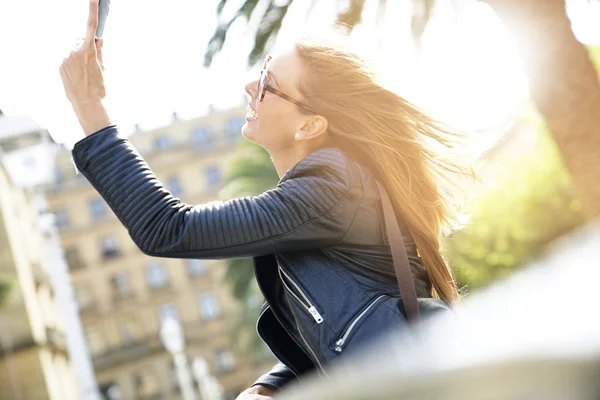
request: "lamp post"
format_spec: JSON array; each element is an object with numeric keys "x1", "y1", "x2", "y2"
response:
[
  {"x1": 159, "y1": 316, "x2": 197, "y2": 400},
  {"x1": 0, "y1": 115, "x2": 101, "y2": 399},
  {"x1": 192, "y1": 357, "x2": 224, "y2": 400},
  {"x1": 106, "y1": 384, "x2": 122, "y2": 400}
]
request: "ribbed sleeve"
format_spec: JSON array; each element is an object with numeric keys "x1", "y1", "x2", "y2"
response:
[
  {"x1": 252, "y1": 362, "x2": 298, "y2": 391},
  {"x1": 72, "y1": 126, "x2": 361, "y2": 259}
]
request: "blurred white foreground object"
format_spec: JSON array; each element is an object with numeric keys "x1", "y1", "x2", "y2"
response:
[{"x1": 279, "y1": 219, "x2": 600, "y2": 400}]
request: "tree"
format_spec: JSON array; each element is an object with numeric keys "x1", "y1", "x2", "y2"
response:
[
  {"x1": 219, "y1": 139, "x2": 278, "y2": 353},
  {"x1": 204, "y1": 0, "x2": 435, "y2": 67},
  {"x1": 483, "y1": 0, "x2": 600, "y2": 220},
  {"x1": 0, "y1": 279, "x2": 11, "y2": 307},
  {"x1": 444, "y1": 107, "x2": 585, "y2": 292},
  {"x1": 206, "y1": 0, "x2": 600, "y2": 220}
]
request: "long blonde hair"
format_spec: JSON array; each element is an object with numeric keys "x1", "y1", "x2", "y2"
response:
[{"x1": 295, "y1": 37, "x2": 476, "y2": 304}]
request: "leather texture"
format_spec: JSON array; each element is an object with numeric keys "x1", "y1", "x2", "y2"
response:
[{"x1": 72, "y1": 125, "x2": 447, "y2": 391}]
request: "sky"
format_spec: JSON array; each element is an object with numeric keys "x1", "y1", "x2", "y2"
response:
[{"x1": 0, "y1": 0, "x2": 599, "y2": 150}]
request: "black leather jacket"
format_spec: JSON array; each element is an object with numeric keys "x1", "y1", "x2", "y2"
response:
[{"x1": 72, "y1": 126, "x2": 449, "y2": 391}]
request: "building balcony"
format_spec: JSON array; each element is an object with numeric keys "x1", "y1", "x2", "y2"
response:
[
  {"x1": 79, "y1": 304, "x2": 102, "y2": 319},
  {"x1": 9, "y1": 326, "x2": 67, "y2": 355},
  {"x1": 45, "y1": 326, "x2": 67, "y2": 352},
  {"x1": 142, "y1": 134, "x2": 239, "y2": 158},
  {"x1": 137, "y1": 394, "x2": 163, "y2": 400},
  {"x1": 66, "y1": 258, "x2": 86, "y2": 272},
  {"x1": 92, "y1": 336, "x2": 165, "y2": 372},
  {"x1": 47, "y1": 172, "x2": 91, "y2": 195},
  {"x1": 112, "y1": 292, "x2": 137, "y2": 307},
  {"x1": 30, "y1": 262, "x2": 50, "y2": 288},
  {"x1": 91, "y1": 317, "x2": 232, "y2": 372}
]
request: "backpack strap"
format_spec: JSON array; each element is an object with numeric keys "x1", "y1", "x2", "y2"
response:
[{"x1": 376, "y1": 181, "x2": 421, "y2": 323}]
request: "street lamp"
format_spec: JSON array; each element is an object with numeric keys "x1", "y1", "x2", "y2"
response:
[
  {"x1": 192, "y1": 357, "x2": 224, "y2": 400},
  {"x1": 106, "y1": 384, "x2": 122, "y2": 400},
  {"x1": 159, "y1": 316, "x2": 197, "y2": 400},
  {"x1": 0, "y1": 114, "x2": 101, "y2": 399}
]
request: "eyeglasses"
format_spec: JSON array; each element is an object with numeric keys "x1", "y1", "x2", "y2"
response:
[{"x1": 258, "y1": 55, "x2": 315, "y2": 114}]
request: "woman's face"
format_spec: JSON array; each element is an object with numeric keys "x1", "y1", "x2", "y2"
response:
[{"x1": 243, "y1": 49, "x2": 310, "y2": 150}]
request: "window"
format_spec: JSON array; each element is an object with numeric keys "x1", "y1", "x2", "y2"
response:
[
  {"x1": 158, "y1": 303, "x2": 179, "y2": 323},
  {"x1": 74, "y1": 285, "x2": 95, "y2": 311},
  {"x1": 110, "y1": 271, "x2": 132, "y2": 298},
  {"x1": 191, "y1": 126, "x2": 212, "y2": 148},
  {"x1": 89, "y1": 196, "x2": 108, "y2": 221},
  {"x1": 100, "y1": 235, "x2": 120, "y2": 260},
  {"x1": 215, "y1": 348, "x2": 236, "y2": 372},
  {"x1": 186, "y1": 259, "x2": 207, "y2": 277},
  {"x1": 134, "y1": 368, "x2": 159, "y2": 397},
  {"x1": 154, "y1": 135, "x2": 172, "y2": 150},
  {"x1": 54, "y1": 207, "x2": 71, "y2": 230},
  {"x1": 198, "y1": 292, "x2": 220, "y2": 320},
  {"x1": 169, "y1": 361, "x2": 180, "y2": 391},
  {"x1": 53, "y1": 166, "x2": 64, "y2": 185},
  {"x1": 100, "y1": 383, "x2": 121, "y2": 400},
  {"x1": 119, "y1": 320, "x2": 137, "y2": 345},
  {"x1": 204, "y1": 166, "x2": 222, "y2": 187},
  {"x1": 225, "y1": 117, "x2": 244, "y2": 138},
  {"x1": 85, "y1": 329, "x2": 105, "y2": 356},
  {"x1": 146, "y1": 262, "x2": 169, "y2": 289},
  {"x1": 64, "y1": 247, "x2": 85, "y2": 270},
  {"x1": 167, "y1": 176, "x2": 183, "y2": 197},
  {"x1": 246, "y1": 293, "x2": 262, "y2": 309}
]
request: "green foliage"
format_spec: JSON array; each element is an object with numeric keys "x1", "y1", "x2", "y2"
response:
[
  {"x1": 220, "y1": 139, "x2": 278, "y2": 354},
  {"x1": 220, "y1": 139, "x2": 277, "y2": 305},
  {"x1": 445, "y1": 46, "x2": 600, "y2": 293},
  {"x1": 587, "y1": 45, "x2": 600, "y2": 73},
  {"x1": 443, "y1": 109, "x2": 585, "y2": 292},
  {"x1": 0, "y1": 278, "x2": 12, "y2": 307},
  {"x1": 220, "y1": 139, "x2": 279, "y2": 199},
  {"x1": 227, "y1": 293, "x2": 268, "y2": 359},
  {"x1": 204, "y1": 0, "x2": 407, "y2": 68},
  {"x1": 204, "y1": 0, "x2": 293, "y2": 67}
]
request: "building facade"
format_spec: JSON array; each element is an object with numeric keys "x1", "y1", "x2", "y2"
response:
[
  {"x1": 46, "y1": 107, "x2": 275, "y2": 400},
  {"x1": 0, "y1": 163, "x2": 79, "y2": 400}
]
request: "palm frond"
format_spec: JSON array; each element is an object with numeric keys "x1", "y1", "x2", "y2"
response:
[
  {"x1": 248, "y1": 0, "x2": 294, "y2": 66},
  {"x1": 0, "y1": 279, "x2": 12, "y2": 307},
  {"x1": 219, "y1": 139, "x2": 279, "y2": 354},
  {"x1": 204, "y1": 0, "x2": 262, "y2": 67},
  {"x1": 205, "y1": 0, "x2": 438, "y2": 67},
  {"x1": 335, "y1": 0, "x2": 367, "y2": 33},
  {"x1": 216, "y1": 0, "x2": 228, "y2": 16},
  {"x1": 411, "y1": 0, "x2": 436, "y2": 48},
  {"x1": 224, "y1": 258, "x2": 256, "y2": 301}
]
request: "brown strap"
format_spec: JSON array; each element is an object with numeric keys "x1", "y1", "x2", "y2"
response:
[{"x1": 376, "y1": 181, "x2": 420, "y2": 323}]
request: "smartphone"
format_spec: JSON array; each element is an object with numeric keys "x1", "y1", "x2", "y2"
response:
[{"x1": 96, "y1": 0, "x2": 110, "y2": 38}]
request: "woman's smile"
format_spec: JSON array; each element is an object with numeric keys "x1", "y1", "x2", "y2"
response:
[{"x1": 246, "y1": 104, "x2": 258, "y2": 121}]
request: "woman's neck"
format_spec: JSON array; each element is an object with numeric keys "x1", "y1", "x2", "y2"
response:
[
  {"x1": 270, "y1": 147, "x2": 310, "y2": 178},
  {"x1": 269, "y1": 140, "x2": 331, "y2": 178}
]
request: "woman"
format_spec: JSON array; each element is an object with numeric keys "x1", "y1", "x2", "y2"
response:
[{"x1": 60, "y1": 1, "x2": 474, "y2": 398}]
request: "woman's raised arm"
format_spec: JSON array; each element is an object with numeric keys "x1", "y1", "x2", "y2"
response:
[{"x1": 72, "y1": 125, "x2": 362, "y2": 259}]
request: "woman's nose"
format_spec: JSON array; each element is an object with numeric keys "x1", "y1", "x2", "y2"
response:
[{"x1": 245, "y1": 79, "x2": 258, "y2": 99}]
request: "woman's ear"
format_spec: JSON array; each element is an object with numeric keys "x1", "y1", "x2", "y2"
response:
[{"x1": 296, "y1": 115, "x2": 328, "y2": 141}]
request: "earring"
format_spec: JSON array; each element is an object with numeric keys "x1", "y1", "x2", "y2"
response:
[{"x1": 295, "y1": 133, "x2": 301, "y2": 140}]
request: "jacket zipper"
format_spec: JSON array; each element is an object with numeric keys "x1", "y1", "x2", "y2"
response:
[
  {"x1": 278, "y1": 265, "x2": 327, "y2": 375},
  {"x1": 296, "y1": 318, "x2": 327, "y2": 376},
  {"x1": 333, "y1": 294, "x2": 387, "y2": 353},
  {"x1": 278, "y1": 266, "x2": 323, "y2": 324},
  {"x1": 253, "y1": 259, "x2": 320, "y2": 378}
]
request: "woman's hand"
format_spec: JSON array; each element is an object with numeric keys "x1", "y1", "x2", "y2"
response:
[
  {"x1": 236, "y1": 385, "x2": 276, "y2": 400},
  {"x1": 59, "y1": 0, "x2": 112, "y2": 136}
]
